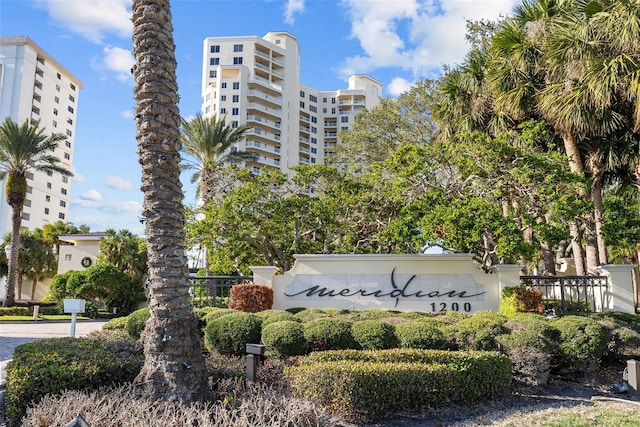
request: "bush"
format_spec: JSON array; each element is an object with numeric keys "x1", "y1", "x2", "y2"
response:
[
  {"x1": 294, "y1": 308, "x2": 331, "y2": 323},
  {"x1": 303, "y1": 318, "x2": 356, "y2": 352},
  {"x1": 288, "y1": 349, "x2": 511, "y2": 420},
  {"x1": 204, "y1": 311, "x2": 262, "y2": 356},
  {"x1": 228, "y1": 282, "x2": 273, "y2": 313},
  {"x1": 0, "y1": 306, "x2": 29, "y2": 316},
  {"x1": 350, "y1": 320, "x2": 398, "y2": 350},
  {"x1": 5, "y1": 336, "x2": 143, "y2": 422},
  {"x1": 394, "y1": 321, "x2": 447, "y2": 350},
  {"x1": 203, "y1": 308, "x2": 236, "y2": 324},
  {"x1": 102, "y1": 316, "x2": 128, "y2": 331},
  {"x1": 125, "y1": 307, "x2": 150, "y2": 340},
  {"x1": 261, "y1": 320, "x2": 307, "y2": 358},
  {"x1": 261, "y1": 310, "x2": 300, "y2": 327},
  {"x1": 551, "y1": 315, "x2": 608, "y2": 372},
  {"x1": 448, "y1": 311, "x2": 507, "y2": 351}
]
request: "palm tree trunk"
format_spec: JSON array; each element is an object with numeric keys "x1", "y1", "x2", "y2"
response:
[
  {"x1": 132, "y1": 0, "x2": 208, "y2": 402},
  {"x1": 31, "y1": 278, "x2": 37, "y2": 301},
  {"x1": 591, "y1": 172, "x2": 607, "y2": 265},
  {"x1": 569, "y1": 221, "x2": 586, "y2": 276},
  {"x1": 3, "y1": 205, "x2": 21, "y2": 307}
]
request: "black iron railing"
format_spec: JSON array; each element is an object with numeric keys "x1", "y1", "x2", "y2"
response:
[
  {"x1": 189, "y1": 275, "x2": 252, "y2": 308},
  {"x1": 521, "y1": 275, "x2": 609, "y2": 315}
]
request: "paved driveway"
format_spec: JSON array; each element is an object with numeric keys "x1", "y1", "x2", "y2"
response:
[{"x1": 0, "y1": 320, "x2": 107, "y2": 386}]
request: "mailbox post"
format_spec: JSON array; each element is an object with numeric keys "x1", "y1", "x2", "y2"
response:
[{"x1": 63, "y1": 299, "x2": 86, "y2": 337}]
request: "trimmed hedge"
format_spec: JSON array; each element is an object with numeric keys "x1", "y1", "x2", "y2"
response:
[
  {"x1": 551, "y1": 315, "x2": 608, "y2": 372},
  {"x1": 125, "y1": 307, "x2": 150, "y2": 340},
  {"x1": 394, "y1": 321, "x2": 447, "y2": 350},
  {"x1": 261, "y1": 320, "x2": 307, "y2": 358},
  {"x1": 5, "y1": 336, "x2": 143, "y2": 422},
  {"x1": 303, "y1": 317, "x2": 356, "y2": 352},
  {"x1": 288, "y1": 349, "x2": 511, "y2": 420},
  {"x1": 350, "y1": 320, "x2": 398, "y2": 350},
  {"x1": 204, "y1": 311, "x2": 262, "y2": 356}
]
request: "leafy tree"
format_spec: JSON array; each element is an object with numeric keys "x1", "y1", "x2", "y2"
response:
[
  {"x1": 131, "y1": 0, "x2": 208, "y2": 401},
  {"x1": 0, "y1": 118, "x2": 72, "y2": 306}
]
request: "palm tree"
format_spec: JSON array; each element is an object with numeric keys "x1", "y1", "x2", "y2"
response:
[
  {"x1": 131, "y1": 0, "x2": 208, "y2": 401},
  {"x1": 0, "y1": 118, "x2": 71, "y2": 306},
  {"x1": 180, "y1": 113, "x2": 253, "y2": 205}
]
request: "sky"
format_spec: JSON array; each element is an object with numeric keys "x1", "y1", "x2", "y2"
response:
[{"x1": 0, "y1": 0, "x2": 516, "y2": 236}]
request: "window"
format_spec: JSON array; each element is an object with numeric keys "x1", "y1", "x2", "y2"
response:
[
  {"x1": 47, "y1": 182, "x2": 52, "y2": 189},
  {"x1": 311, "y1": 158, "x2": 316, "y2": 164},
  {"x1": 210, "y1": 57, "x2": 219, "y2": 65},
  {"x1": 232, "y1": 82, "x2": 240, "y2": 90},
  {"x1": 210, "y1": 45, "x2": 220, "y2": 53},
  {"x1": 222, "y1": 82, "x2": 228, "y2": 88},
  {"x1": 232, "y1": 95, "x2": 239, "y2": 102},
  {"x1": 322, "y1": 108, "x2": 327, "y2": 113},
  {"x1": 53, "y1": 108, "x2": 58, "y2": 116},
  {"x1": 67, "y1": 118, "x2": 73, "y2": 125},
  {"x1": 70, "y1": 83, "x2": 76, "y2": 91},
  {"x1": 55, "y1": 84, "x2": 60, "y2": 92},
  {"x1": 300, "y1": 90, "x2": 305, "y2": 98},
  {"x1": 311, "y1": 126, "x2": 317, "y2": 134},
  {"x1": 46, "y1": 170, "x2": 53, "y2": 176},
  {"x1": 65, "y1": 141, "x2": 71, "y2": 148},
  {"x1": 233, "y1": 57, "x2": 243, "y2": 65},
  {"x1": 331, "y1": 97, "x2": 336, "y2": 104},
  {"x1": 69, "y1": 95, "x2": 75, "y2": 102},
  {"x1": 309, "y1": 95, "x2": 317, "y2": 103},
  {"x1": 221, "y1": 95, "x2": 226, "y2": 101},
  {"x1": 45, "y1": 195, "x2": 50, "y2": 202},
  {"x1": 52, "y1": 120, "x2": 57, "y2": 128},
  {"x1": 44, "y1": 207, "x2": 49, "y2": 215},
  {"x1": 62, "y1": 176, "x2": 69, "y2": 183},
  {"x1": 231, "y1": 108, "x2": 239, "y2": 115},
  {"x1": 54, "y1": 96, "x2": 59, "y2": 104},
  {"x1": 68, "y1": 106, "x2": 74, "y2": 113},
  {"x1": 233, "y1": 44, "x2": 243, "y2": 52},
  {"x1": 231, "y1": 121, "x2": 239, "y2": 128},
  {"x1": 61, "y1": 188, "x2": 67, "y2": 195},
  {"x1": 220, "y1": 108, "x2": 226, "y2": 114},
  {"x1": 60, "y1": 200, "x2": 66, "y2": 207},
  {"x1": 331, "y1": 108, "x2": 336, "y2": 114},
  {"x1": 311, "y1": 147, "x2": 317, "y2": 154},
  {"x1": 59, "y1": 212, "x2": 65, "y2": 219},
  {"x1": 64, "y1": 254, "x2": 72, "y2": 261},
  {"x1": 57, "y1": 72, "x2": 61, "y2": 79},
  {"x1": 322, "y1": 97, "x2": 327, "y2": 103},
  {"x1": 300, "y1": 101, "x2": 305, "y2": 108},
  {"x1": 311, "y1": 116, "x2": 317, "y2": 123},
  {"x1": 310, "y1": 105, "x2": 317, "y2": 113},
  {"x1": 66, "y1": 129, "x2": 72, "y2": 137},
  {"x1": 341, "y1": 126, "x2": 349, "y2": 131},
  {"x1": 209, "y1": 70, "x2": 217, "y2": 78},
  {"x1": 311, "y1": 137, "x2": 317, "y2": 144},
  {"x1": 341, "y1": 116, "x2": 349, "y2": 123},
  {"x1": 64, "y1": 153, "x2": 71, "y2": 160}
]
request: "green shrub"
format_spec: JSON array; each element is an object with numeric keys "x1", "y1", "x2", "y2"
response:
[
  {"x1": 0, "y1": 306, "x2": 29, "y2": 316},
  {"x1": 303, "y1": 318, "x2": 356, "y2": 352},
  {"x1": 595, "y1": 312, "x2": 640, "y2": 333},
  {"x1": 261, "y1": 320, "x2": 307, "y2": 358},
  {"x1": 38, "y1": 302, "x2": 64, "y2": 315},
  {"x1": 102, "y1": 316, "x2": 128, "y2": 331},
  {"x1": 394, "y1": 322, "x2": 447, "y2": 349},
  {"x1": 261, "y1": 310, "x2": 300, "y2": 327},
  {"x1": 449, "y1": 311, "x2": 506, "y2": 351},
  {"x1": 288, "y1": 349, "x2": 511, "y2": 420},
  {"x1": 5, "y1": 336, "x2": 142, "y2": 422},
  {"x1": 346, "y1": 309, "x2": 397, "y2": 321},
  {"x1": 551, "y1": 315, "x2": 608, "y2": 372},
  {"x1": 204, "y1": 311, "x2": 262, "y2": 356},
  {"x1": 294, "y1": 308, "x2": 331, "y2": 323},
  {"x1": 203, "y1": 308, "x2": 236, "y2": 324},
  {"x1": 125, "y1": 307, "x2": 150, "y2": 340},
  {"x1": 350, "y1": 320, "x2": 398, "y2": 350}
]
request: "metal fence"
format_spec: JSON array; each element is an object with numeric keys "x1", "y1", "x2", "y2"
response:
[
  {"x1": 521, "y1": 275, "x2": 610, "y2": 315},
  {"x1": 189, "y1": 275, "x2": 252, "y2": 308}
]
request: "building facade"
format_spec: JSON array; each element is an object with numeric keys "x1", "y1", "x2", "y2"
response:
[
  {"x1": 201, "y1": 32, "x2": 381, "y2": 175},
  {"x1": 0, "y1": 36, "x2": 81, "y2": 237}
]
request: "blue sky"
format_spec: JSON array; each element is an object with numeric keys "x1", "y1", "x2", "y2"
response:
[{"x1": 0, "y1": 0, "x2": 516, "y2": 235}]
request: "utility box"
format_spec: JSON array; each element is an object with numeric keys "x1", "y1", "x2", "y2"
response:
[
  {"x1": 63, "y1": 299, "x2": 86, "y2": 314},
  {"x1": 627, "y1": 359, "x2": 640, "y2": 399}
]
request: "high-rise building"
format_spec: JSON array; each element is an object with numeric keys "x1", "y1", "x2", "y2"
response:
[
  {"x1": 201, "y1": 32, "x2": 381, "y2": 175},
  {"x1": 0, "y1": 36, "x2": 81, "y2": 237}
]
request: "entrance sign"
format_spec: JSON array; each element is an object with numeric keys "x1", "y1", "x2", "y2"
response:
[{"x1": 251, "y1": 254, "x2": 523, "y2": 314}]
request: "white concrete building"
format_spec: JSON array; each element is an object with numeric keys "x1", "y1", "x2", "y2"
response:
[
  {"x1": 0, "y1": 36, "x2": 82, "y2": 237},
  {"x1": 201, "y1": 32, "x2": 381, "y2": 174}
]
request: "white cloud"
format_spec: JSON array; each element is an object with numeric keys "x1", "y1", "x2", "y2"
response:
[
  {"x1": 387, "y1": 77, "x2": 413, "y2": 97},
  {"x1": 339, "y1": 0, "x2": 516, "y2": 79},
  {"x1": 36, "y1": 0, "x2": 132, "y2": 44},
  {"x1": 106, "y1": 176, "x2": 135, "y2": 190},
  {"x1": 72, "y1": 171, "x2": 88, "y2": 184},
  {"x1": 80, "y1": 189, "x2": 103, "y2": 202},
  {"x1": 284, "y1": 0, "x2": 305, "y2": 25},
  {"x1": 102, "y1": 46, "x2": 135, "y2": 82},
  {"x1": 101, "y1": 200, "x2": 142, "y2": 214},
  {"x1": 121, "y1": 109, "x2": 134, "y2": 120}
]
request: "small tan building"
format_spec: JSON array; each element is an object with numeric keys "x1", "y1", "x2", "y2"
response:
[{"x1": 57, "y1": 232, "x2": 107, "y2": 274}]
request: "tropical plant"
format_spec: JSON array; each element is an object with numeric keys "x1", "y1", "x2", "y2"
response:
[
  {"x1": 0, "y1": 118, "x2": 72, "y2": 306},
  {"x1": 131, "y1": 0, "x2": 208, "y2": 401}
]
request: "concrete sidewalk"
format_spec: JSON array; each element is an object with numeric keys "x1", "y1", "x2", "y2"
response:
[{"x1": 0, "y1": 320, "x2": 107, "y2": 386}]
